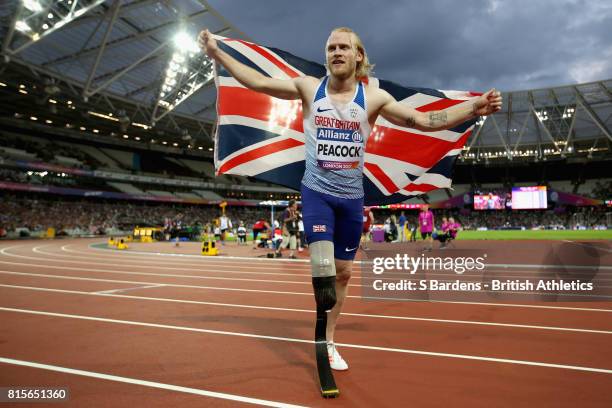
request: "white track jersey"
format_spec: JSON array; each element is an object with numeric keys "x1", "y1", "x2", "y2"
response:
[{"x1": 302, "y1": 77, "x2": 370, "y2": 199}]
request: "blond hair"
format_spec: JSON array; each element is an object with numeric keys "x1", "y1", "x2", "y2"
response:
[{"x1": 328, "y1": 27, "x2": 374, "y2": 80}]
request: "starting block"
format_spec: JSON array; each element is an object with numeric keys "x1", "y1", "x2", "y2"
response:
[{"x1": 202, "y1": 240, "x2": 218, "y2": 256}]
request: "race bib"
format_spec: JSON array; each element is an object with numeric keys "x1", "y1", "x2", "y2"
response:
[{"x1": 316, "y1": 127, "x2": 363, "y2": 169}]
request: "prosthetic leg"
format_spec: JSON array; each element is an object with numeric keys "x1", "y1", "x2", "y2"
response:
[{"x1": 310, "y1": 241, "x2": 339, "y2": 398}]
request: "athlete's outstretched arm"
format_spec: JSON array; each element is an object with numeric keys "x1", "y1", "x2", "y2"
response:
[
  {"x1": 378, "y1": 89, "x2": 503, "y2": 131},
  {"x1": 198, "y1": 29, "x2": 301, "y2": 100}
]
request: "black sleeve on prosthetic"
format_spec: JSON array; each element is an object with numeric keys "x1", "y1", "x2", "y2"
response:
[
  {"x1": 312, "y1": 276, "x2": 337, "y2": 312},
  {"x1": 312, "y1": 276, "x2": 339, "y2": 397}
]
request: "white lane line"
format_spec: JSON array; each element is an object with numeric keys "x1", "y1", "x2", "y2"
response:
[
  {"x1": 3, "y1": 244, "x2": 313, "y2": 274},
  {"x1": 54, "y1": 245, "x2": 612, "y2": 280},
  {"x1": 563, "y1": 240, "x2": 612, "y2": 254},
  {"x1": 24, "y1": 245, "x2": 612, "y2": 283},
  {"x1": 1, "y1": 307, "x2": 612, "y2": 375},
  {"x1": 7, "y1": 245, "x2": 360, "y2": 283},
  {"x1": 1, "y1": 270, "x2": 611, "y2": 313},
  {"x1": 93, "y1": 284, "x2": 165, "y2": 295},
  {"x1": 64, "y1": 244, "x2": 313, "y2": 267},
  {"x1": 0, "y1": 270, "x2": 310, "y2": 296},
  {"x1": 71, "y1": 245, "x2": 612, "y2": 280},
  {"x1": 0, "y1": 257, "x2": 328, "y2": 287},
  {"x1": 86, "y1": 243, "x2": 312, "y2": 263},
  {"x1": 42, "y1": 245, "x2": 379, "y2": 280},
  {"x1": 0, "y1": 357, "x2": 306, "y2": 408},
  {"x1": 1, "y1": 283, "x2": 611, "y2": 335},
  {"x1": 84, "y1": 242, "x2": 612, "y2": 270},
  {"x1": 4, "y1": 256, "x2": 612, "y2": 300},
  {"x1": 43, "y1": 246, "x2": 406, "y2": 282},
  {"x1": 5, "y1": 242, "x2": 609, "y2": 286},
  {"x1": 50, "y1": 246, "x2": 314, "y2": 275},
  {"x1": 4, "y1": 242, "x2": 612, "y2": 272}
]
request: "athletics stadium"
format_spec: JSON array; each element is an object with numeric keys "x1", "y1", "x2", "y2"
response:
[{"x1": 0, "y1": 1, "x2": 610, "y2": 407}]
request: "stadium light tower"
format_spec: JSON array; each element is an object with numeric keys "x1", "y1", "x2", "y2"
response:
[
  {"x1": 152, "y1": 31, "x2": 215, "y2": 123},
  {"x1": 6, "y1": 0, "x2": 106, "y2": 55}
]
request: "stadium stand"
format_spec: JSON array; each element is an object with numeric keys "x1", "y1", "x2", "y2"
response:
[
  {"x1": 201, "y1": 163, "x2": 216, "y2": 178},
  {"x1": 174, "y1": 158, "x2": 211, "y2": 175},
  {"x1": 174, "y1": 192, "x2": 203, "y2": 200},
  {"x1": 193, "y1": 190, "x2": 225, "y2": 200},
  {"x1": 106, "y1": 182, "x2": 148, "y2": 195},
  {"x1": 100, "y1": 148, "x2": 134, "y2": 170},
  {"x1": 548, "y1": 180, "x2": 575, "y2": 193},
  {"x1": 577, "y1": 179, "x2": 608, "y2": 197},
  {"x1": 54, "y1": 155, "x2": 84, "y2": 167},
  {"x1": 147, "y1": 190, "x2": 177, "y2": 197},
  {"x1": 0, "y1": 146, "x2": 37, "y2": 160},
  {"x1": 75, "y1": 144, "x2": 122, "y2": 170}
]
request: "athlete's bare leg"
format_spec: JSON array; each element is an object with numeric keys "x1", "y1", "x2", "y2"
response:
[{"x1": 326, "y1": 259, "x2": 352, "y2": 341}]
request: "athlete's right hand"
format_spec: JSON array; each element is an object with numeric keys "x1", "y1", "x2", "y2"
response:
[{"x1": 198, "y1": 29, "x2": 218, "y2": 57}]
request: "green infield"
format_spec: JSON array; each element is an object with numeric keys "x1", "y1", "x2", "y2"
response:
[{"x1": 455, "y1": 229, "x2": 612, "y2": 240}]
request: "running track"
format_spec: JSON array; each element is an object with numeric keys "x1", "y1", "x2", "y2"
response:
[{"x1": 0, "y1": 239, "x2": 611, "y2": 407}]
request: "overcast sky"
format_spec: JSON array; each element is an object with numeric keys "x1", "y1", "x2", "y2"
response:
[{"x1": 206, "y1": 0, "x2": 612, "y2": 92}]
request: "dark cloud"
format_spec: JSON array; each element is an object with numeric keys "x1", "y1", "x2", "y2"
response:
[{"x1": 206, "y1": 0, "x2": 612, "y2": 91}]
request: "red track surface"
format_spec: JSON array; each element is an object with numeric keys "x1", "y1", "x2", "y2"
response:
[{"x1": 0, "y1": 238, "x2": 611, "y2": 407}]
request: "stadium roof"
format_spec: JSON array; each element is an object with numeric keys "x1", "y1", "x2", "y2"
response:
[
  {"x1": 0, "y1": 0, "x2": 610, "y2": 161},
  {"x1": 0, "y1": 0, "x2": 246, "y2": 146},
  {"x1": 468, "y1": 79, "x2": 612, "y2": 163}
]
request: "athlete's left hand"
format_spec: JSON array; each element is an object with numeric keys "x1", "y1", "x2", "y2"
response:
[{"x1": 473, "y1": 89, "x2": 503, "y2": 116}]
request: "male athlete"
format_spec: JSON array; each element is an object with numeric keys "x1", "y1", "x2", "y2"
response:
[{"x1": 199, "y1": 27, "x2": 502, "y2": 372}]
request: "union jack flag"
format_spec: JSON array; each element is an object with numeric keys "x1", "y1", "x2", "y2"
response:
[{"x1": 212, "y1": 35, "x2": 479, "y2": 205}]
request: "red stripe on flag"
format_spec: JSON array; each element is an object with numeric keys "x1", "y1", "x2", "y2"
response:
[
  {"x1": 402, "y1": 183, "x2": 439, "y2": 192},
  {"x1": 364, "y1": 162, "x2": 399, "y2": 194},
  {"x1": 218, "y1": 138, "x2": 304, "y2": 174},
  {"x1": 366, "y1": 128, "x2": 471, "y2": 168},
  {"x1": 227, "y1": 39, "x2": 301, "y2": 78},
  {"x1": 218, "y1": 86, "x2": 304, "y2": 133},
  {"x1": 416, "y1": 98, "x2": 465, "y2": 112}
]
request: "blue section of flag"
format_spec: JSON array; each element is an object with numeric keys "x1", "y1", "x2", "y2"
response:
[
  {"x1": 256, "y1": 161, "x2": 305, "y2": 192},
  {"x1": 217, "y1": 42, "x2": 269, "y2": 77},
  {"x1": 216, "y1": 124, "x2": 284, "y2": 162},
  {"x1": 427, "y1": 155, "x2": 457, "y2": 177}
]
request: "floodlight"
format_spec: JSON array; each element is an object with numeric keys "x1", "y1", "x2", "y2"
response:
[{"x1": 23, "y1": 0, "x2": 43, "y2": 12}]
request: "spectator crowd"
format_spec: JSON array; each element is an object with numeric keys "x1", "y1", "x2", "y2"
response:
[{"x1": 0, "y1": 192, "x2": 609, "y2": 240}]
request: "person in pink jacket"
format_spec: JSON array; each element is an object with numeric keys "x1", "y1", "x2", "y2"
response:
[{"x1": 418, "y1": 205, "x2": 434, "y2": 251}]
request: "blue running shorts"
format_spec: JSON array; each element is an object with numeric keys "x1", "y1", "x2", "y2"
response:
[{"x1": 301, "y1": 184, "x2": 364, "y2": 261}]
